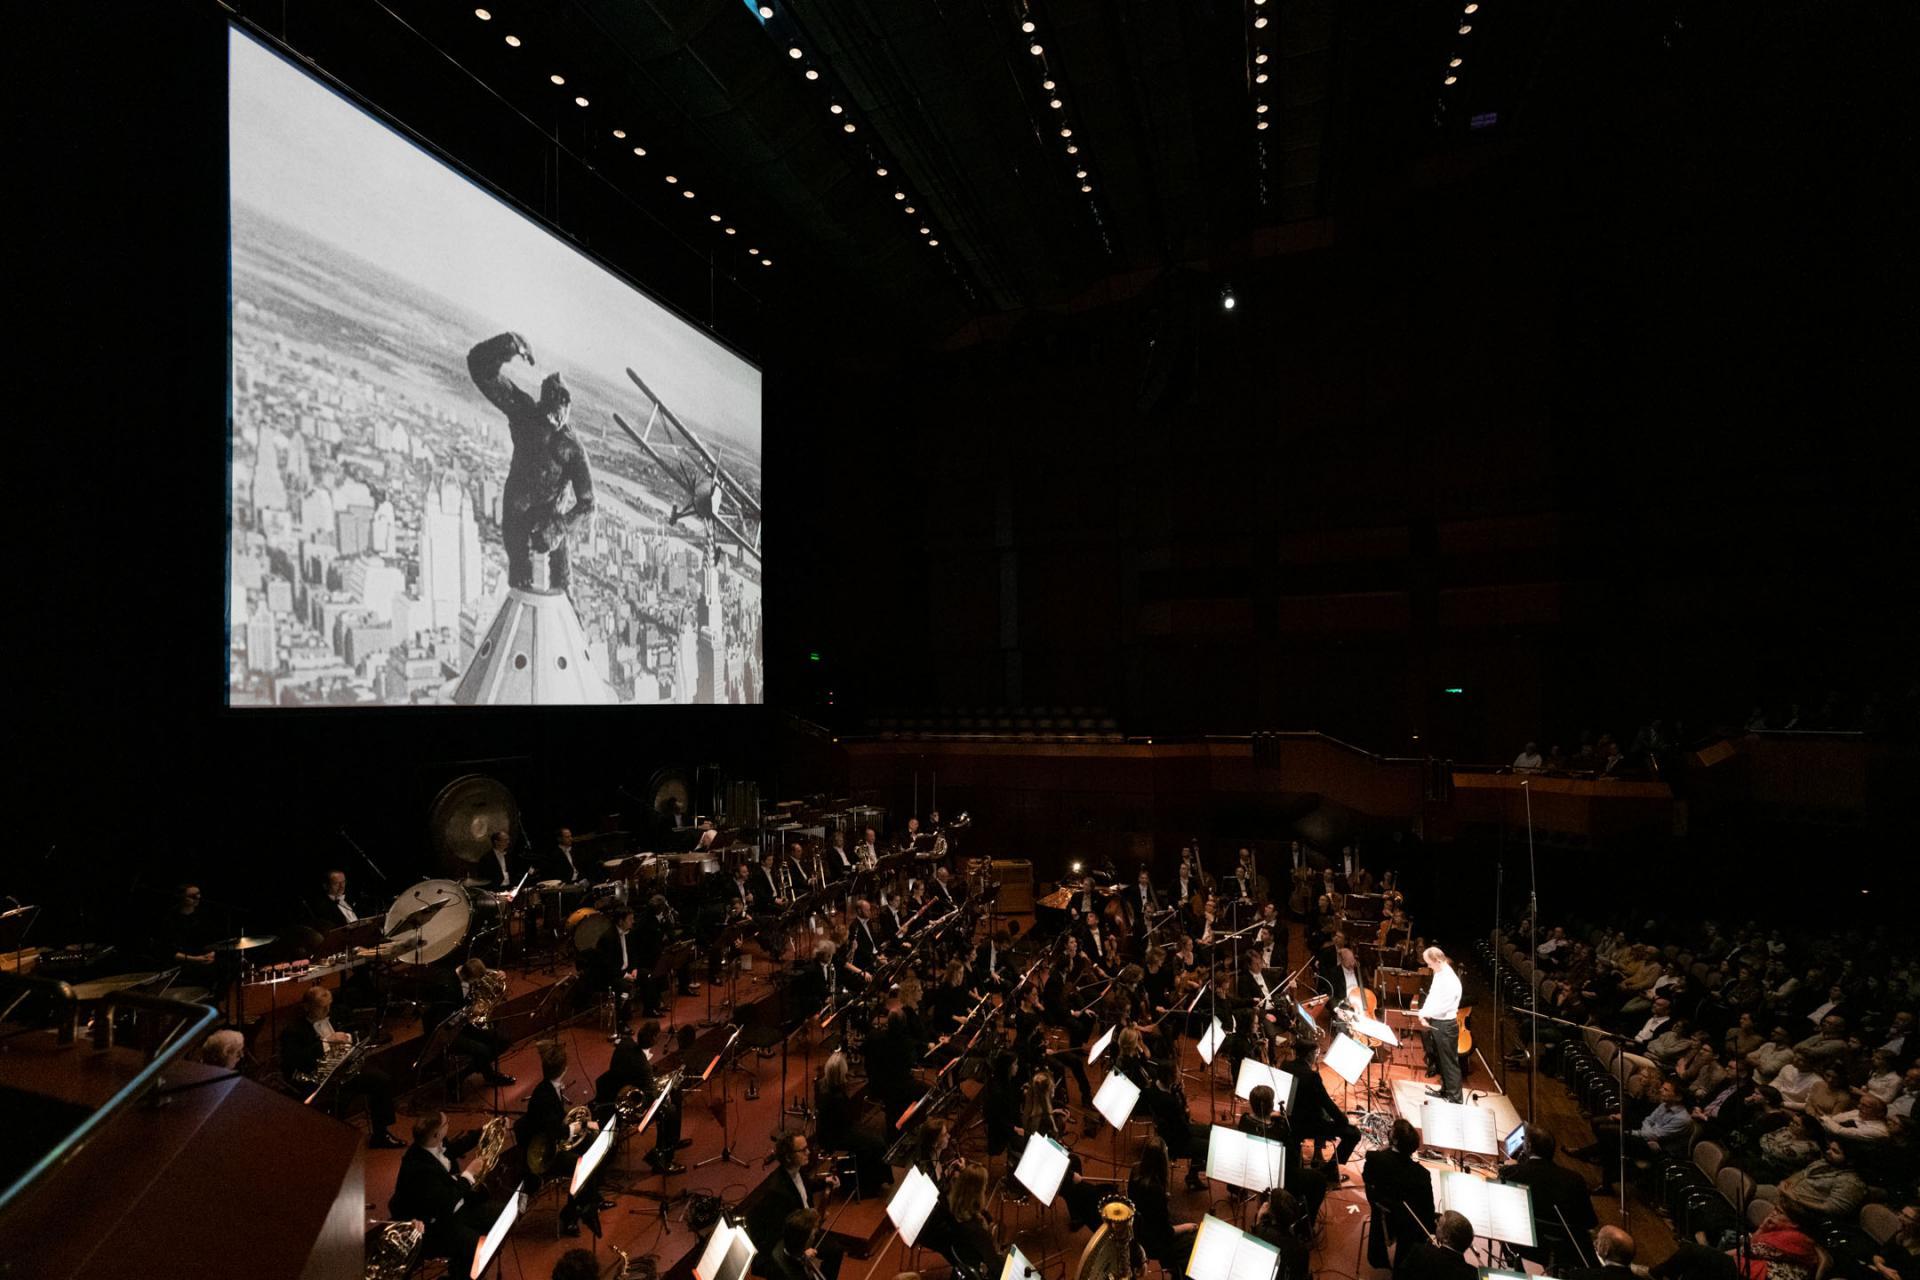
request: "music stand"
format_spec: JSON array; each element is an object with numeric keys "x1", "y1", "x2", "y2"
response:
[
  {"x1": 1419, "y1": 1099, "x2": 1500, "y2": 1160},
  {"x1": 694, "y1": 1214, "x2": 757, "y2": 1280},
  {"x1": 1196, "y1": 1017, "x2": 1228, "y2": 1065},
  {"x1": 1203, "y1": 1125, "x2": 1287, "y2": 1194},
  {"x1": 572, "y1": 1123, "x2": 617, "y2": 1198},
  {"x1": 1086, "y1": 1024, "x2": 1117, "y2": 1066},
  {"x1": 1232, "y1": 1059, "x2": 1297, "y2": 1111},
  {"x1": 694, "y1": 1026, "x2": 749, "y2": 1169},
  {"x1": 887, "y1": 1166, "x2": 942, "y2": 1245},
  {"x1": 1013, "y1": 1135, "x2": 1071, "y2": 1205},
  {"x1": 469, "y1": 1189, "x2": 521, "y2": 1278},
  {"x1": 1185, "y1": 1213, "x2": 1280, "y2": 1280},
  {"x1": 1432, "y1": 1170, "x2": 1536, "y2": 1253}
]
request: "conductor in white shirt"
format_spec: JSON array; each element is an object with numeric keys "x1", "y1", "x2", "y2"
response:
[{"x1": 1418, "y1": 946, "x2": 1465, "y2": 1103}]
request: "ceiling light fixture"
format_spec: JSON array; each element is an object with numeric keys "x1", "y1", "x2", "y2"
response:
[
  {"x1": 504, "y1": 34, "x2": 521, "y2": 47},
  {"x1": 894, "y1": 191, "x2": 906, "y2": 200},
  {"x1": 1059, "y1": 127, "x2": 1072, "y2": 137},
  {"x1": 920, "y1": 226, "x2": 930, "y2": 234},
  {"x1": 612, "y1": 129, "x2": 626, "y2": 139},
  {"x1": 1029, "y1": 43, "x2": 1044, "y2": 55},
  {"x1": 1444, "y1": 75, "x2": 1458, "y2": 84},
  {"x1": 761, "y1": 259, "x2": 772, "y2": 266},
  {"x1": 1450, "y1": 56, "x2": 1463, "y2": 67},
  {"x1": 904, "y1": 205, "x2": 916, "y2": 214},
  {"x1": 1254, "y1": 16, "x2": 1268, "y2": 29},
  {"x1": 1459, "y1": 23, "x2": 1472, "y2": 34},
  {"x1": 789, "y1": 46, "x2": 803, "y2": 58},
  {"x1": 1256, "y1": 103, "x2": 1269, "y2": 113},
  {"x1": 574, "y1": 96, "x2": 589, "y2": 107},
  {"x1": 632, "y1": 146, "x2": 647, "y2": 156},
  {"x1": 805, "y1": 68, "x2": 819, "y2": 80},
  {"x1": 474, "y1": 8, "x2": 492, "y2": 19},
  {"x1": 710, "y1": 213, "x2": 722, "y2": 222},
  {"x1": 760, "y1": 4, "x2": 774, "y2": 16},
  {"x1": 1080, "y1": 183, "x2": 1092, "y2": 192},
  {"x1": 876, "y1": 166, "x2": 889, "y2": 176},
  {"x1": 1255, "y1": 72, "x2": 1269, "y2": 84},
  {"x1": 1022, "y1": 20, "x2": 1036, "y2": 33},
  {"x1": 683, "y1": 190, "x2": 696, "y2": 198},
  {"x1": 724, "y1": 226, "x2": 737, "y2": 235},
  {"x1": 830, "y1": 103, "x2": 844, "y2": 114},
  {"x1": 1065, "y1": 143, "x2": 1078, "y2": 154},
  {"x1": 1043, "y1": 79, "x2": 1056, "y2": 91},
  {"x1": 1221, "y1": 285, "x2": 1237, "y2": 311},
  {"x1": 665, "y1": 174, "x2": 679, "y2": 184},
  {"x1": 1464, "y1": 2, "x2": 1479, "y2": 11},
  {"x1": 843, "y1": 122, "x2": 856, "y2": 133},
  {"x1": 747, "y1": 247, "x2": 759, "y2": 255},
  {"x1": 928, "y1": 238, "x2": 939, "y2": 246},
  {"x1": 1254, "y1": 52, "x2": 1269, "y2": 64},
  {"x1": 1075, "y1": 168, "x2": 1087, "y2": 178},
  {"x1": 550, "y1": 73, "x2": 566, "y2": 85},
  {"x1": 1050, "y1": 98, "x2": 1063, "y2": 109}
]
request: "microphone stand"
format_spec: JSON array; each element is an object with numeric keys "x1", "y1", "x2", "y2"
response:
[{"x1": 1521, "y1": 779, "x2": 1540, "y2": 1125}]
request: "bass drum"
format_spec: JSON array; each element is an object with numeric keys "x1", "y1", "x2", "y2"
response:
[
  {"x1": 383, "y1": 879, "x2": 473, "y2": 965},
  {"x1": 570, "y1": 908, "x2": 610, "y2": 955}
]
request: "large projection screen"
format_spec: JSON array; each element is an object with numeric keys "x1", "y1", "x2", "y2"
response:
[{"x1": 226, "y1": 29, "x2": 763, "y2": 707}]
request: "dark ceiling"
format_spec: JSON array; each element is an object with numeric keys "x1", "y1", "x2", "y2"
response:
[{"x1": 228, "y1": 0, "x2": 1655, "y2": 347}]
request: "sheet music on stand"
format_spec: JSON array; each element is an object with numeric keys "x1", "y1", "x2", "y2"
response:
[
  {"x1": 1232, "y1": 1059, "x2": 1297, "y2": 1109},
  {"x1": 571, "y1": 1123, "x2": 616, "y2": 1196},
  {"x1": 470, "y1": 1190, "x2": 523, "y2": 1278},
  {"x1": 1203, "y1": 1124, "x2": 1287, "y2": 1193},
  {"x1": 1014, "y1": 1134, "x2": 1071, "y2": 1205},
  {"x1": 1429, "y1": 1171, "x2": 1536, "y2": 1248},
  {"x1": 1197, "y1": 1018, "x2": 1227, "y2": 1065},
  {"x1": 1185, "y1": 1213, "x2": 1281, "y2": 1280},
  {"x1": 1093, "y1": 1072, "x2": 1142, "y2": 1130},
  {"x1": 1348, "y1": 1013, "x2": 1400, "y2": 1045},
  {"x1": 695, "y1": 1216, "x2": 758, "y2": 1280},
  {"x1": 1002, "y1": 1244, "x2": 1040, "y2": 1280},
  {"x1": 1087, "y1": 1024, "x2": 1117, "y2": 1065},
  {"x1": 888, "y1": 1166, "x2": 943, "y2": 1245},
  {"x1": 1419, "y1": 1099, "x2": 1500, "y2": 1156},
  {"x1": 1324, "y1": 1034, "x2": 1373, "y2": 1085}
]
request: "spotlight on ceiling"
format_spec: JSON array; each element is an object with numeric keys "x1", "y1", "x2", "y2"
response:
[
  {"x1": 665, "y1": 174, "x2": 679, "y2": 184},
  {"x1": 1254, "y1": 52, "x2": 1269, "y2": 64},
  {"x1": 894, "y1": 191, "x2": 906, "y2": 200},
  {"x1": 1065, "y1": 143, "x2": 1079, "y2": 154},
  {"x1": 550, "y1": 73, "x2": 566, "y2": 85},
  {"x1": 1050, "y1": 98, "x2": 1063, "y2": 109},
  {"x1": 1029, "y1": 42, "x2": 1044, "y2": 55},
  {"x1": 905, "y1": 205, "x2": 916, "y2": 214},
  {"x1": 761, "y1": 258, "x2": 772, "y2": 266},
  {"x1": 632, "y1": 146, "x2": 647, "y2": 156},
  {"x1": 1059, "y1": 127, "x2": 1072, "y2": 137},
  {"x1": 1464, "y1": 2, "x2": 1479, "y2": 11},
  {"x1": 1255, "y1": 120, "x2": 1269, "y2": 130},
  {"x1": 1450, "y1": 56, "x2": 1463, "y2": 67},
  {"x1": 1444, "y1": 74, "x2": 1458, "y2": 85},
  {"x1": 612, "y1": 129, "x2": 627, "y2": 139},
  {"x1": 474, "y1": 8, "x2": 492, "y2": 19},
  {"x1": 928, "y1": 238, "x2": 939, "y2": 246},
  {"x1": 504, "y1": 34, "x2": 521, "y2": 47},
  {"x1": 876, "y1": 166, "x2": 889, "y2": 176},
  {"x1": 843, "y1": 122, "x2": 856, "y2": 133},
  {"x1": 830, "y1": 103, "x2": 844, "y2": 114},
  {"x1": 760, "y1": 4, "x2": 775, "y2": 16},
  {"x1": 1254, "y1": 16, "x2": 1268, "y2": 28},
  {"x1": 725, "y1": 226, "x2": 737, "y2": 235},
  {"x1": 1043, "y1": 79, "x2": 1056, "y2": 91},
  {"x1": 1022, "y1": 20, "x2": 1036, "y2": 33},
  {"x1": 1221, "y1": 285, "x2": 1237, "y2": 311},
  {"x1": 710, "y1": 213, "x2": 722, "y2": 222},
  {"x1": 788, "y1": 46, "x2": 804, "y2": 58},
  {"x1": 574, "y1": 96, "x2": 589, "y2": 107},
  {"x1": 683, "y1": 190, "x2": 696, "y2": 198},
  {"x1": 1459, "y1": 23, "x2": 1472, "y2": 34},
  {"x1": 805, "y1": 68, "x2": 819, "y2": 80},
  {"x1": 1255, "y1": 73, "x2": 1269, "y2": 83},
  {"x1": 1080, "y1": 183, "x2": 1092, "y2": 193}
]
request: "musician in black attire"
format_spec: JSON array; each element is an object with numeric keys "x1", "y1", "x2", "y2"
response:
[
  {"x1": 280, "y1": 984, "x2": 402, "y2": 1147},
  {"x1": 928, "y1": 866, "x2": 963, "y2": 910},
  {"x1": 477, "y1": 829, "x2": 520, "y2": 890},
  {"x1": 1239, "y1": 1084, "x2": 1305, "y2": 1201},
  {"x1": 764, "y1": 1209, "x2": 830, "y2": 1280},
  {"x1": 389, "y1": 1111, "x2": 504, "y2": 1278},
  {"x1": 747, "y1": 1133, "x2": 842, "y2": 1278},
  {"x1": 154, "y1": 883, "x2": 222, "y2": 988},
  {"x1": 1497, "y1": 1125, "x2": 1596, "y2": 1271},
  {"x1": 847, "y1": 900, "x2": 883, "y2": 983},
  {"x1": 1363, "y1": 1119, "x2": 1436, "y2": 1269},
  {"x1": 1284, "y1": 1037, "x2": 1363, "y2": 1174},
  {"x1": 798, "y1": 939, "x2": 845, "y2": 1010},
  {"x1": 823, "y1": 831, "x2": 855, "y2": 883},
  {"x1": 1128, "y1": 1137, "x2": 1197, "y2": 1272},
  {"x1": 1253, "y1": 1189, "x2": 1314, "y2": 1280},
  {"x1": 750, "y1": 852, "x2": 785, "y2": 913},
  {"x1": 1123, "y1": 866, "x2": 1162, "y2": 931},
  {"x1": 1394, "y1": 1210, "x2": 1476, "y2": 1280},
  {"x1": 865, "y1": 1008, "x2": 921, "y2": 1128},
  {"x1": 419, "y1": 958, "x2": 515, "y2": 1087},
  {"x1": 309, "y1": 870, "x2": 366, "y2": 929},
  {"x1": 815, "y1": 1049, "x2": 892, "y2": 1193},
  {"x1": 592, "y1": 1022, "x2": 689, "y2": 1173},
  {"x1": 591, "y1": 907, "x2": 652, "y2": 1021},
  {"x1": 517, "y1": 1041, "x2": 607, "y2": 1236}
]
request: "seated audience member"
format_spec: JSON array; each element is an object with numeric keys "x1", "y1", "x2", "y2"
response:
[
  {"x1": 1647, "y1": 1017, "x2": 1695, "y2": 1067},
  {"x1": 1649, "y1": 1207, "x2": 1817, "y2": 1280},
  {"x1": 1771, "y1": 1054, "x2": 1824, "y2": 1111},
  {"x1": 1818, "y1": 1090, "x2": 1892, "y2": 1142},
  {"x1": 1866, "y1": 1049, "x2": 1904, "y2": 1104},
  {"x1": 1802, "y1": 1067, "x2": 1852, "y2": 1120},
  {"x1": 1569, "y1": 1077, "x2": 1692, "y2": 1193},
  {"x1": 1749, "y1": 1026, "x2": 1798, "y2": 1082},
  {"x1": 1773, "y1": 1140, "x2": 1867, "y2": 1225},
  {"x1": 1881, "y1": 1011, "x2": 1915, "y2": 1066},
  {"x1": 1868, "y1": 1204, "x2": 1920, "y2": 1280},
  {"x1": 1513, "y1": 743, "x2": 1545, "y2": 771},
  {"x1": 1794, "y1": 1016, "x2": 1851, "y2": 1067},
  {"x1": 1631, "y1": 997, "x2": 1676, "y2": 1046},
  {"x1": 1890, "y1": 1065, "x2": 1920, "y2": 1121}
]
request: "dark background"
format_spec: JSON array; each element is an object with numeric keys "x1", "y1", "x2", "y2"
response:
[{"x1": 14, "y1": 2, "x2": 1914, "y2": 931}]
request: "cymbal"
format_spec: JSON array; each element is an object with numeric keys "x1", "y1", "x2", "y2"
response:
[
  {"x1": 70, "y1": 971, "x2": 163, "y2": 999},
  {"x1": 427, "y1": 773, "x2": 518, "y2": 874},
  {"x1": 210, "y1": 934, "x2": 277, "y2": 952}
]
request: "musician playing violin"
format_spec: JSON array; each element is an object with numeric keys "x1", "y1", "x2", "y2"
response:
[{"x1": 749, "y1": 1133, "x2": 843, "y2": 1278}]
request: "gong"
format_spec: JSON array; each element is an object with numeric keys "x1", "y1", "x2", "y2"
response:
[{"x1": 427, "y1": 773, "x2": 519, "y2": 878}]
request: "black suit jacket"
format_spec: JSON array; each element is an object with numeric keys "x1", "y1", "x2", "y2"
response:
[
  {"x1": 544, "y1": 845, "x2": 588, "y2": 884},
  {"x1": 849, "y1": 918, "x2": 882, "y2": 974},
  {"x1": 750, "y1": 868, "x2": 781, "y2": 912},
  {"x1": 1500, "y1": 1155, "x2": 1597, "y2": 1239},
  {"x1": 747, "y1": 1166, "x2": 815, "y2": 1252},
  {"x1": 1364, "y1": 1148, "x2": 1437, "y2": 1266},
  {"x1": 594, "y1": 927, "x2": 637, "y2": 986},
  {"x1": 280, "y1": 1017, "x2": 325, "y2": 1081},
  {"x1": 1394, "y1": 1242, "x2": 1476, "y2": 1280},
  {"x1": 391, "y1": 1144, "x2": 469, "y2": 1223},
  {"x1": 309, "y1": 894, "x2": 364, "y2": 930},
  {"x1": 516, "y1": 1079, "x2": 569, "y2": 1151}
]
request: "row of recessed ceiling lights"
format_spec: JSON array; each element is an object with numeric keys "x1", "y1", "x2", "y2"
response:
[
  {"x1": 769, "y1": 16, "x2": 949, "y2": 252},
  {"x1": 471, "y1": 7, "x2": 773, "y2": 267},
  {"x1": 1250, "y1": 0, "x2": 1273, "y2": 131},
  {"x1": 1442, "y1": 3, "x2": 1480, "y2": 89},
  {"x1": 1018, "y1": 9, "x2": 1095, "y2": 199}
]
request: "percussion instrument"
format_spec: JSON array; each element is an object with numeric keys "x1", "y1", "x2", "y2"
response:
[
  {"x1": 68, "y1": 971, "x2": 166, "y2": 1000},
  {"x1": 571, "y1": 909, "x2": 611, "y2": 954},
  {"x1": 382, "y1": 878, "x2": 472, "y2": 965},
  {"x1": 667, "y1": 849, "x2": 720, "y2": 887},
  {"x1": 209, "y1": 934, "x2": 278, "y2": 952},
  {"x1": 427, "y1": 773, "x2": 520, "y2": 877},
  {"x1": 534, "y1": 879, "x2": 564, "y2": 892}
]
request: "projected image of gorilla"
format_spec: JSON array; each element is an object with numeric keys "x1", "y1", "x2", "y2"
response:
[{"x1": 226, "y1": 30, "x2": 762, "y2": 707}]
